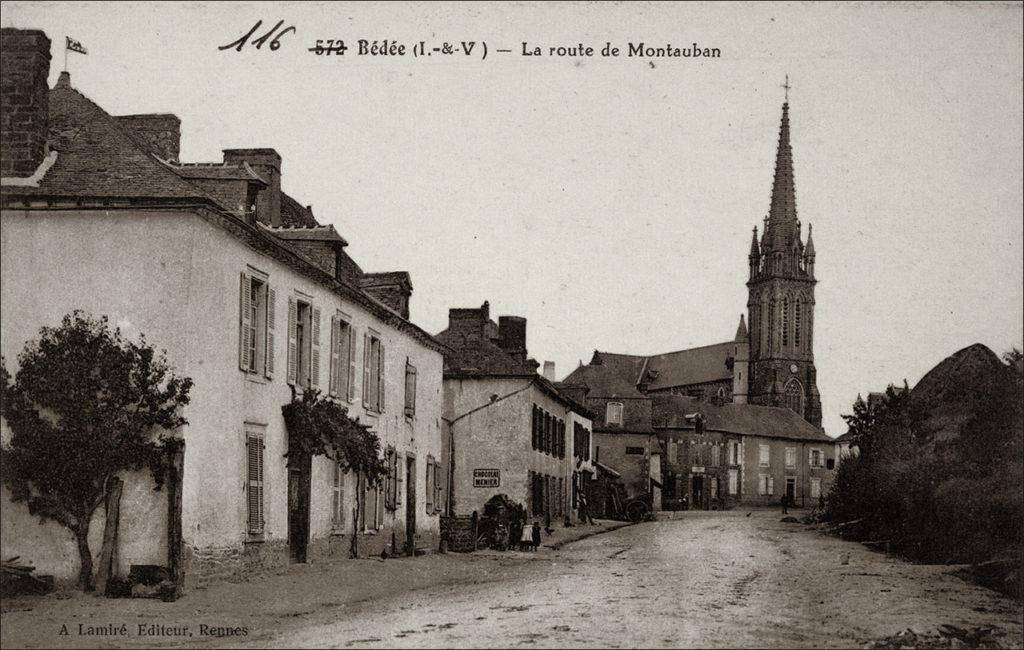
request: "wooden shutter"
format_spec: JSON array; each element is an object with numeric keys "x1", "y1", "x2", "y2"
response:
[
  {"x1": 362, "y1": 333, "x2": 371, "y2": 408},
  {"x1": 239, "y1": 272, "x2": 251, "y2": 371},
  {"x1": 425, "y1": 457, "x2": 434, "y2": 513},
  {"x1": 310, "y1": 306, "x2": 321, "y2": 389},
  {"x1": 385, "y1": 447, "x2": 395, "y2": 510},
  {"x1": 332, "y1": 462, "x2": 341, "y2": 527},
  {"x1": 377, "y1": 342, "x2": 386, "y2": 412},
  {"x1": 347, "y1": 326, "x2": 357, "y2": 402},
  {"x1": 434, "y1": 462, "x2": 442, "y2": 514},
  {"x1": 375, "y1": 484, "x2": 384, "y2": 529},
  {"x1": 247, "y1": 435, "x2": 264, "y2": 533},
  {"x1": 394, "y1": 451, "x2": 403, "y2": 509},
  {"x1": 286, "y1": 297, "x2": 298, "y2": 385},
  {"x1": 328, "y1": 314, "x2": 339, "y2": 396},
  {"x1": 264, "y1": 286, "x2": 275, "y2": 379}
]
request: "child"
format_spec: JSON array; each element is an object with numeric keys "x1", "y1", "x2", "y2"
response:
[
  {"x1": 520, "y1": 521, "x2": 534, "y2": 551},
  {"x1": 531, "y1": 521, "x2": 541, "y2": 551}
]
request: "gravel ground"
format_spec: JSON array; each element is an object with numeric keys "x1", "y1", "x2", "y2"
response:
[{"x1": 1, "y1": 511, "x2": 1020, "y2": 649}]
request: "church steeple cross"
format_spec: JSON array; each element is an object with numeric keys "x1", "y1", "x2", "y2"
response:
[{"x1": 782, "y1": 75, "x2": 791, "y2": 103}]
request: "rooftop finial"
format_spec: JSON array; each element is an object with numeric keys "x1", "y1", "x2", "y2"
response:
[{"x1": 782, "y1": 74, "x2": 791, "y2": 103}]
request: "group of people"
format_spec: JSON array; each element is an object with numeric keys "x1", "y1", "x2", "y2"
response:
[{"x1": 508, "y1": 503, "x2": 542, "y2": 551}]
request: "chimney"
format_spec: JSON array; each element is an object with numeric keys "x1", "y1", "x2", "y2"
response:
[
  {"x1": 542, "y1": 361, "x2": 556, "y2": 381},
  {"x1": 223, "y1": 148, "x2": 281, "y2": 225},
  {"x1": 116, "y1": 114, "x2": 181, "y2": 161},
  {"x1": 446, "y1": 301, "x2": 490, "y2": 343},
  {"x1": 0, "y1": 28, "x2": 51, "y2": 178},
  {"x1": 497, "y1": 316, "x2": 527, "y2": 361}
]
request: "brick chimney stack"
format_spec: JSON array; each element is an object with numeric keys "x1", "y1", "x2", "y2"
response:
[
  {"x1": 0, "y1": 28, "x2": 52, "y2": 178},
  {"x1": 116, "y1": 114, "x2": 181, "y2": 161},
  {"x1": 222, "y1": 148, "x2": 281, "y2": 225},
  {"x1": 497, "y1": 316, "x2": 527, "y2": 361},
  {"x1": 542, "y1": 361, "x2": 556, "y2": 381}
]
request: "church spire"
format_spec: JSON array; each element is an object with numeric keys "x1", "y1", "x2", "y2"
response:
[
  {"x1": 734, "y1": 314, "x2": 748, "y2": 341},
  {"x1": 765, "y1": 98, "x2": 798, "y2": 252}
]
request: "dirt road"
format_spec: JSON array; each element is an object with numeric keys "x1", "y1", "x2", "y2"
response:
[{"x1": 246, "y1": 511, "x2": 1023, "y2": 648}]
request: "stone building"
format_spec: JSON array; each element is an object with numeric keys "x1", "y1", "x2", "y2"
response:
[
  {"x1": 0, "y1": 28, "x2": 445, "y2": 588},
  {"x1": 435, "y1": 302, "x2": 593, "y2": 527},
  {"x1": 653, "y1": 395, "x2": 834, "y2": 509}
]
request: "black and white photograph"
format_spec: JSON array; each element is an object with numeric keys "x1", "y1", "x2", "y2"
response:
[{"x1": 0, "y1": 2, "x2": 1022, "y2": 648}]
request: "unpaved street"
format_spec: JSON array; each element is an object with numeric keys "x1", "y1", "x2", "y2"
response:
[{"x1": 247, "y1": 511, "x2": 1023, "y2": 648}]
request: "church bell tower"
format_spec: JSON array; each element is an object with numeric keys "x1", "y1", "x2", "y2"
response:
[{"x1": 746, "y1": 86, "x2": 822, "y2": 428}]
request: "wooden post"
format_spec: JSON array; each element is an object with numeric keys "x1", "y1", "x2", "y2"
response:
[
  {"x1": 166, "y1": 444, "x2": 185, "y2": 594},
  {"x1": 96, "y1": 477, "x2": 123, "y2": 595}
]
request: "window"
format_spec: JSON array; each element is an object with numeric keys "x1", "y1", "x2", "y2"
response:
[
  {"x1": 758, "y1": 474, "x2": 774, "y2": 496},
  {"x1": 782, "y1": 296, "x2": 790, "y2": 347},
  {"x1": 532, "y1": 405, "x2": 540, "y2": 450},
  {"x1": 810, "y1": 477, "x2": 821, "y2": 499},
  {"x1": 795, "y1": 300, "x2": 802, "y2": 348},
  {"x1": 332, "y1": 462, "x2": 346, "y2": 531},
  {"x1": 710, "y1": 476, "x2": 718, "y2": 499},
  {"x1": 404, "y1": 361, "x2": 417, "y2": 417},
  {"x1": 384, "y1": 446, "x2": 403, "y2": 511},
  {"x1": 728, "y1": 469, "x2": 738, "y2": 495},
  {"x1": 667, "y1": 439, "x2": 677, "y2": 464},
  {"x1": 246, "y1": 430, "x2": 265, "y2": 534},
  {"x1": 328, "y1": 314, "x2": 356, "y2": 400},
  {"x1": 759, "y1": 443, "x2": 770, "y2": 467},
  {"x1": 573, "y1": 422, "x2": 591, "y2": 461},
  {"x1": 785, "y1": 447, "x2": 796, "y2": 469},
  {"x1": 711, "y1": 445, "x2": 720, "y2": 467},
  {"x1": 730, "y1": 441, "x2": 741, "y2": 465},
  {"x1": 606, "y1": 402, "x2": 623, "y2": 426},
  {"x1": 626, "y1": 446, "x2": 645, "y2": 455},
  {"x1": 809, "y1": 448, "x2": 823, "y2": 468},
  {"x1": 826, "y1": 458, "x2": 835, "y2": 470},
  {"x1": 238, "y1": 271, "x2": 275, "y2": 379},
  {"x1": 784, "y1": 379, "x2": 803, "y2": 415},
  {"x1": 287, "y1": 297, "x2": 320, "y2": 388},
  {"x1": 362, "y1": 331, "x2": 385, "y2": 412},
  {"x1": 359, "y1": 474, "x2": 384, "y2": 532}
]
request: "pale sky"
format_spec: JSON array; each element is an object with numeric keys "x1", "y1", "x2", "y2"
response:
[{"x1": 4, "y1": 1, "x2": 1023, "y2": 437}]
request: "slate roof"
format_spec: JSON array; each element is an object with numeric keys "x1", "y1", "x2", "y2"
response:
[
  {"x1": 561, "y1": 359, "x2": 646, "y2": 399},
  {"x1": 651, "y1": 394, "x2": 831, "y2": 442},
  {"x1": 280, "y1": 192, "x2": 320, "y2": 228},
  {"x1": 361, "y1": 271, "x2": 411, "y2": 287},
  {"x1": 261, "y1": 222, "x2": 347, "y2": 244},
  {"x1": 170, "y1": 162, "x2": 265, "y2": 183},
  {"x1": 435, "y1": 336, "x2": 532, "y2": 377},
  {"x1": 644, "y1": 341, "x2": 735, "y2": 390},
  {"x1": 1, "y1": 76, "x2": 210, "y2": 201}
]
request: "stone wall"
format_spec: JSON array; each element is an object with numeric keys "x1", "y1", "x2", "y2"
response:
[
  {"x1": 440, "y1": 515, "x2": 477, "y2": 553},
  {"x1": 0, "y1": 28, "x2": 51, "y2": 177}
]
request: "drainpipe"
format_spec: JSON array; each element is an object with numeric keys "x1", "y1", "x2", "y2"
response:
[{"x1": 441, "y1": 377, "x2": 538, "y2": 515}]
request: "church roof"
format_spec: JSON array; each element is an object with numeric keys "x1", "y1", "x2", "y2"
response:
[
  {"x1": 561, "y1": 355, "x2": 647, "y2": 399},
  {"x1": 645, "y1": 341, "x2": 735, "y2": 391},
  {"x1": 651, "y1": 394, "x2": 831, "y2": 442}
]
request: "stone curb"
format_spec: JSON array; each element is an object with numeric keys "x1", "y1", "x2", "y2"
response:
[{"x1": 545, "y1": 522, "x2": 634, "y2": 551}]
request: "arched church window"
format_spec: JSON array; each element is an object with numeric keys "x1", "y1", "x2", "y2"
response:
[
  {"x1": 782, "y1": 297, "x2": 790, "y2": 347},
  {"x1": 795, "y1": 300, "x2": 802, "y2": 349},
  {"x1": 783, "y1": 379, "x2": 803, "y2": 415},
  {"x1": 768, "y1": 300, "x2": 776, "y2": 350}
]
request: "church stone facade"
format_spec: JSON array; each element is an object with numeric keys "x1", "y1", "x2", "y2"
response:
[{"x1": 746, "y1": 101, "x2": 823, "y2": 428}]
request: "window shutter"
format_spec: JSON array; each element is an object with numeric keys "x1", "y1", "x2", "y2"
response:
[
  {"x1": 328, "y1": 314, "x2": 339, "y2": 397},
  {"x1": 286, "y1": 297, "x2": 298, "y2": 385},
  {"x1": 394, "y1": 451, "x2": 403, "y2": 509},
  {"x1": 376, "y1": 484, "x2": 385, "y2": 529},
  {"x1": 378, "y1": 342, "x2": 386, "y2": 412},
  {"x1": 768, "y1": 475, "x2": 775, "y2": 496},
  {"x1": 310, "y1": 306, "x2": 322, "y2": 389},
  {"x1": 362, "y1": 334, "x2": 371, "y2": 408},
  {"x1": 425, "y1": 458, "x2": 434, "y2": 513},
  {"x1": 434, "y1": 462, "x2": 442, "y2": 514},
  {"x1": 347, "y1": 327, "x2": 357, "y2": 402},
  {"x1": 247, "y1": 435, "x2": 264, "y2": 534},
  {"x1": 332, "y1": 462, "x2": 341, "y2": 527},
  {"x1": 264, "y1": 286, "x2": 276, "y2": 379},
  {"x1": 239, "y1": 272, "x2": 252, "y2": 372}
]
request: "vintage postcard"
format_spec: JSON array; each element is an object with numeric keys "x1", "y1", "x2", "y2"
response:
[{"x1": 1, "y1": 2, "x2": 1021, "y2": 649}]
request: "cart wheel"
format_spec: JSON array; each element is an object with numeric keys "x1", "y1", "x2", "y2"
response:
[{"x1": 625, "y1": 500, "x2": 648, "y2": 523}]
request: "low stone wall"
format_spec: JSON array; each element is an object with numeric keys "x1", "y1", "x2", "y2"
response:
[{"x1": 183, "y1": 540, "x2": 288, "y2": 589}]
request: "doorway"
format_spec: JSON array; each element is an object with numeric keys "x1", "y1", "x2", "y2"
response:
[
  {"x1": 404, "y1": 456, "x2": 416, "y2": 556},
  {"x1": 785, "y1": 477, "x2": 796, "y2": 505},
  {"x1": 288, "y1": 454, "x2": 311, "y2": 563},
  {"x1": 691, "y1": 475, "x2": 704, "y2": 510}
]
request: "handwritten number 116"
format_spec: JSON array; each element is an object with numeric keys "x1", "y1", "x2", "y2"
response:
[{"x1": 219, "y1": 20, "x2": 296, "y2": 52}]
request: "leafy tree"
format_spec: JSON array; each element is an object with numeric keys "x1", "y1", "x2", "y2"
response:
[
  {"x1": 281, "y1": 389, "x2": 388, "y2": 558},
  {"x1": 0, "y1": 312, "x2": 192, "y2": 590}
]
